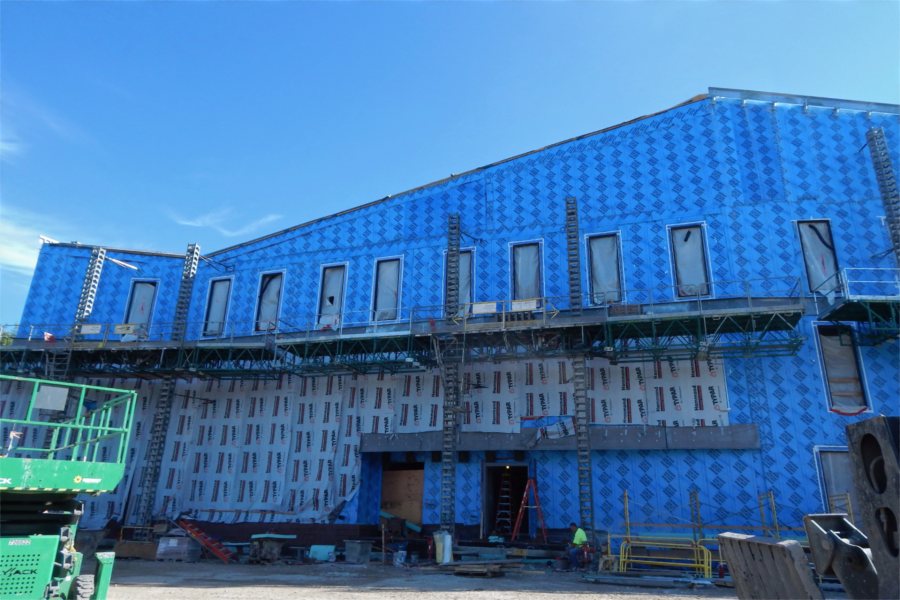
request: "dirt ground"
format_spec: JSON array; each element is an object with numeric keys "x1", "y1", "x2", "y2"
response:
[{"x1": 105, "y1": 560, "x2": 739, "y2": 600}]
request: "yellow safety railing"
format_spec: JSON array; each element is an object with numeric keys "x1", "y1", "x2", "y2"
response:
[{"x1": 618, "y1": 538, "x2": 712, "y2": 578}]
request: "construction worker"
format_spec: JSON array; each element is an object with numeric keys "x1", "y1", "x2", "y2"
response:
[{"x1": 567, "y1": 522, "x2": 588, "y2": 570}]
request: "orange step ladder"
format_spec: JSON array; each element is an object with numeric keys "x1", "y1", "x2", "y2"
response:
[
  {"x1": 510, "y1": 478, "x2": 548, "y2": 544},
  {"x1": 177, "y1": 519, "x2": 234, "y2": 564}
]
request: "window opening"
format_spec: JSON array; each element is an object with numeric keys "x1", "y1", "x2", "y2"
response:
[
  {"x1": 512, "y1": 243, "x2": 541, "y2": 300},
  {"x1": 671, "y1": 225, "x2": 710, "y2": 297},
  {"x1": 203, "y1": 279, "x2": 231, "y2": 336},
  {"x1": 373, "y1": 258, "x2": 401, "y2": 321},
  {"x1": 125, "y1": 281, "x2": 157, "y2": 327},
  {"x1": 818, "y1": 325, "x2": 867, "y2": 415},
  {"x1": 588, "y1": 234, "x2": 622, "y2": 304},
  {"x1": 799, "y1": 220, "x2": 840, "y2": 295},
  {"x1": 255, "y1": 273, "x2": 283, "y2": 332},
  {"x1": 318, "y1": 265, "x2": 346, "y2": 329}
]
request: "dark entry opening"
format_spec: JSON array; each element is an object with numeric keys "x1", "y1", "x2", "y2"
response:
[{"x1": 483, "y1": 464, "x2": 528, "y2": 539}]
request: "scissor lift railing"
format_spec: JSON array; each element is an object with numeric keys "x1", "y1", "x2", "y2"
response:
[
  {"x1": 0, "y1": 375, "x2": 136, "y2": 600},
  {"x1": 0, "y1": 375, "x2": 136, "y2": 490}
]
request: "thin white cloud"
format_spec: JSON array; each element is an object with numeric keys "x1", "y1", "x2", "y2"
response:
[
  {"x1": 0, "y1": 83, "x2": 90, "y2": 163},
  {"x1": 167, "y1": 207, "x2": 282, "y2": 237},
  {"x1": 0, "y1": 138, "x2": 23, "y2": 161},
  {"x1": 0, "y1": 123, "x2": 24, "y2": 163},
  {"x1": 0, "y1": 206, "x2": 68, "y2": 275}
]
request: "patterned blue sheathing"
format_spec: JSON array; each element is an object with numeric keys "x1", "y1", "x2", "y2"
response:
[{"x1": 15, "y1": 90, "x2": 900, "y2": 532}]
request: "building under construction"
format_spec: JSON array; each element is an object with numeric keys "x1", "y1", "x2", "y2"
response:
[{"x1": 2, "y1": 88, "x2": 899, "y2": 542}]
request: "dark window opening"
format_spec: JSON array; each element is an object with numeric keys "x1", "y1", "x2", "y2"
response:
[{"x1": 255, "y1": 273, "x2": 283, "y2": 332}]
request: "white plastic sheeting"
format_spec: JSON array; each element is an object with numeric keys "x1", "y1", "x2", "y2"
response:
[
  {"x1": 818, "y1": 327, "x2": 866, "y2": 413},
  {"x1": 0, "y1": 355, "x2": 731, "y2": 528},
  {"x1": 318, "y1": 266, "x2": 345, "y2": 329},
  {"x1": 125, "y1": 281, "x2": 157, "y2": 325},
  {"x1": 203, "y1": 279, "x2": 231, "y2": 336},
  {"x1": 460, "y1": 364, "x2": 521, "y2": 433},
  {"x1": 255, "y1": 273, "x2": 282, "y2": 331},
  {"x1": 799, "y1": 221, "x2": 839, "y2": 295},
  {"x1": 512, "y1": 243, "x2": 541, "y2": 300},
  {"x1": 373, "y1": 259, "x2": 400, "y2": 321},
  {"x1": 589, "y1": 235, "x2": 622, "y2": 304},
  {"x1": 585, "y1": 357, "x2": 729, "y2": 427},
  {"x1": 671, "y1": 226, "x2": 710, "y2": 297}
]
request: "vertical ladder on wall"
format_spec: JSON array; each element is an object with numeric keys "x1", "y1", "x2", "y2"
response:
[
  {"x1": 436, "y1": 213, "x2": 463, "y2": 533},
  {"x1": 131, "y1": 378, "x2": 177, "y2": 535},
  {"x1": 171, "y1": 243, "x2": 201, "y2": 341},
  {"x1": 494, "y1": 471, "x2": 513, "y2": 534},
  {"x1": 132, "y1": 244, "x2": 200, "y2": 536},
  {"x1": 565, "y1": 197, "x2": 583, "y2": 312},
  {"x1": 437, "y1": 351, "x2": 460, "y2": 533},
  {"x1": 565, "y1": 197, "x2": 595, "y2": 534},
  {"x1": 47, "y1": 247, "x2": 107, "y2": 380},
  {"x1": 75, "y1": 247, "x2": 106, "y2": 324},
  {"x1": 867, "y1": 128, "x2": 900, "y2": 265},
  {"x1": 510, "y1": 478, "x2": 548, "y2": 544},
  {"x1": 44, "y1": 348, "x2": 73, "y2": 381},
  {"x1": 445, "y1": 214, "x2": 461, "y2": 318},
  {"x1": 571, "y1": 355, "x2": 594, "y2": 535}
]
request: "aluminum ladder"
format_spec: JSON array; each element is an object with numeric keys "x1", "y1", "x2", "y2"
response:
[
  {"x1": 131, "y1": 244, "x2": 200, "y2": 533},
  {"x1": 867, "y1": 127, "x2": 900, "y2": 264},
  {"x1": 565, "y1": 198, "x2": 595, "y2": 533}
]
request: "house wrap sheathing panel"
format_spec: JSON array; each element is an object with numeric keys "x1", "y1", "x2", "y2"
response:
[{"x1": 7, "y1": 89, "x2": 900, "y2": 533}]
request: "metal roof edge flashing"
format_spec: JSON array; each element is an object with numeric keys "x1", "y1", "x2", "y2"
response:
[
  {"x1": 708, "y1": 87, "x2": 900, "y2": 114},
  {"x1": 41, "y1": 241, "x2": 184, "y2": 259}
]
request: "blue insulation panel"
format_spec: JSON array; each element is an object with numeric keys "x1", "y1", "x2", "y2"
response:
[{"x1": 13, "y1": 89, "x2": 900, "y2": 532}]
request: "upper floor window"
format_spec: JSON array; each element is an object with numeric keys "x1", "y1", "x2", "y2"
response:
[
  {"x1": 670, "y1": 224, "x2": 710, "y2": 297},
  {"x1": 588, "y1": 234, "x2": 622, "y2": 304},
  {"x1": 203, "y1": 278, "x2": 232, "y2": 337},
  {"x1": 512, "y1": 242, "x2": 542, "y2": 300},
  {"x1": 817, "y1": 324, "x2": 868, "y2": 414},
  {"x1": 372, "y1": 258, "x2": 401, "y2": 321},
  {"x1": 255, "y1": 272, "x2": 283, "y2": 332},
  {"x1": 125, "y1": 281, "x2": 157, "y2": 327},
  {"x1": 798, "y1": 220, "x2": 839, "y2": 295},
  {"x1": 318, "y1": 265, "x2": 346, "y2": 329}
]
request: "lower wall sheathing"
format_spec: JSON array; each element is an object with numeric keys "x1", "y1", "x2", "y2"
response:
[{"x1": 1, "y1": 327, "x2": 896, "y2": 534}]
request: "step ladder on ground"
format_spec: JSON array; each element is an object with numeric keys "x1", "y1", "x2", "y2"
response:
[
  {"x1": 176, "y1": 519, "x2": 234, "y2": 564},
  {"x1": 511, "y1": 478, "x2": 548, "y2": 544}
]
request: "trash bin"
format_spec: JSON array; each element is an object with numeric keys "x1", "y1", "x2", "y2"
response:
[{"x1": 344, "y1": 540, "x2": 373, "y2": 564}]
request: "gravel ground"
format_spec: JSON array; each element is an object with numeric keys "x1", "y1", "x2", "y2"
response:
[{"x1": 105, "y1": 560, "x2": 739, "y2": 600}]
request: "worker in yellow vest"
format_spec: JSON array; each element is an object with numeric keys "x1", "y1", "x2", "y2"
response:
[{"x1": 567, "y1": 522, "x2": 588, "y2": 570}]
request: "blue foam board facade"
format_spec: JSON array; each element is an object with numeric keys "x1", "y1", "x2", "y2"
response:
[{"x1": 12, "y1": 89, "x2": 900, "y2": 533}]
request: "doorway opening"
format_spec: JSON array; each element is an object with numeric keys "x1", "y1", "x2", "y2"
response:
[
  {"x1": 483, "y1": 464, "x2": 529, "y2": 539},
  {"x1": 380, "y1": 460, "x2": 424, "y2": 525}
]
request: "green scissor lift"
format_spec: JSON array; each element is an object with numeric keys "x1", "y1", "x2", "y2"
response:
[{"x1": 1, "y1": 375, "x2": 136, "y2": 600}]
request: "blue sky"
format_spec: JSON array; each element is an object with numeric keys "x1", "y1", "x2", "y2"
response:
[{"x1": 1, "y1": 1, "x2": 898, "y2": 325}]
